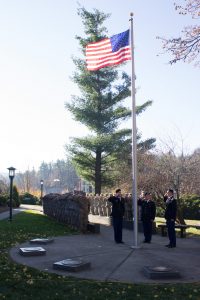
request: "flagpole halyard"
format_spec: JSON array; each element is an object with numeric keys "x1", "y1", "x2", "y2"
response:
[{"x1": 130, "y1": 13, "x2": 139, "y2": 248}]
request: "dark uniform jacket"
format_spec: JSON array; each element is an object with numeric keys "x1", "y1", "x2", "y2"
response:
[
  {"x1": 139, "y1": 200, "x2": 156, "y2": 221},
  {"x1": 164, "y1": 196, "x2": 177, "y2": 220},
  {"x1": 108, "y1": 196, "x2": 125, "y2": 218}
]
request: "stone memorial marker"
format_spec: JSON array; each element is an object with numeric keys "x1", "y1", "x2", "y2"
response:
[
  {"x1": 19, "y1": 247, "x2": 46, "y2": 256},
  {"x1": 53, "y1": 258, "x2": 91, "y2": 272},
  {"x1": 29, "y1": 238, "x2": 54, "y2": 244},
  {"x1": 143, "y1": 265, "x2": 181, "y2": 279},
  {"x1": 87, "y1": 222, "x2": 100, "y2": 233}
]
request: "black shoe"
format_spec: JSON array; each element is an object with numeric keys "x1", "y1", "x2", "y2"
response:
[
  {"x1": 165, "y1": 244, "x2": 171, "y2": 247},
  {"x1": 165, "y1": 244, "x2": 176, "y2": 248},
  {"x1": 143, "y1": 240, "x2": 151, "y2": 243},
  {"x1": 118, "y1": 241, "x2": 124, "y2": 244}
]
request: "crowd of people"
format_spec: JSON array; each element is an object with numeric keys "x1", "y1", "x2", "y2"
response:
[{"x1": 108, "y1": 188, "x2": 177, "y2": 248}]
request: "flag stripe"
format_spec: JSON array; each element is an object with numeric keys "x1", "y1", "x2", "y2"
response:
[
  {"x1": 86, "y1": 38, "x2": 110, "y2": 49},
  {"x1": 87, "y1": 47, "x2": 131, "y2": 69},
  {"x1": 87, "y1": 57, "x2": 131, "y2": 71},
  {"x1": 86, "y1": 40, "x2": 112, "y2": 56},
  {"x1": 86, "y1": 47, "x2": 112, "y2": 55},
  {"x1": 87, "y1": 47, "x2": 131, "y2": 61},
  {"x1": 86, "y1": 30, "x2": 131, "y2": 71}
]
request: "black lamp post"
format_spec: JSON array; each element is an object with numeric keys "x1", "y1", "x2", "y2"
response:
[
  {"x1": 7, "y1": 167, "x2": 16, "y2": 222},
  {"x1": 40, "y1": 179, "x2": 44, "y2": 201}
]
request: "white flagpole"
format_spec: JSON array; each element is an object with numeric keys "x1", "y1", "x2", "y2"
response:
[{"x1": 130, "y1": 13, "x2": 139, "y2": 248}]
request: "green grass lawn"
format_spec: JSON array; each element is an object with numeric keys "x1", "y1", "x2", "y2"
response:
[{"x1": 0, "y1": 211, "x2": 199, "y2": 300}]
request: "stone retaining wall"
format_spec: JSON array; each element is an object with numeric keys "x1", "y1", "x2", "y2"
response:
[
  {"x1": 42, "y1": 193, "x2": 156, "y2": 233},
  {"x1": 42, "y1": 193, "x2": 89, "y2": 232}
]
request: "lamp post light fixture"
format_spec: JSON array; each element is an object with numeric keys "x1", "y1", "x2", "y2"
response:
[
  {"x1": 7, "y1": 167, "x2": 16, "y2": 222},
  {"x1": 40, "y1": 179, "x2": 44, "y2": 201}
]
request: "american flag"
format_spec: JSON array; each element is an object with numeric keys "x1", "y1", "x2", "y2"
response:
[{"x1": 86, "y1": 30, "x2": 131, "y2": 71}]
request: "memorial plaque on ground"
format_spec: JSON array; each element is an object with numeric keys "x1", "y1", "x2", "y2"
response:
[
  {"x1": 29, "y1": 238, "x2": 54, "y2": 244},
  {"x1": 143, "y1": 265, "x2": 181, "y2": 279},
  {"x1": 19, "y1": 247, "x2": 46, "y2": 256},
  {"x1": 53, "y1": 258, "x2": 91, "y2": 272}
]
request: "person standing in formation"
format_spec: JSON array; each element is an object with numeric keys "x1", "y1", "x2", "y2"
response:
[
  {"x1": 139, "y1": 192, "x2": 156, "y2": 243},
  {"x1": 164, "y1": 189, "x2": 177, "y2": 248},
  {"x1": 108, "y1": 189, "x2": 125, "y2": 244}
]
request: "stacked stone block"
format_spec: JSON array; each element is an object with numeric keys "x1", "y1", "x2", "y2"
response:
[{"x1": 43, "y1": 193, "x2": 89, "y2": 232}]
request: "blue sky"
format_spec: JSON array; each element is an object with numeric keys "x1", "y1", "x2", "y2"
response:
[{"x1": 0, "y1": 0, "x2": 199, "y2": 173}]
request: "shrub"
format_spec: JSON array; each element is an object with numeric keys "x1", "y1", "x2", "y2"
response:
[
  {"x1": 12, "y1": 185, "x2": 20, "y2": 207},
  {"x1": 156, "y1": 206, "x2": 165, "y2": 218},
  {"x1": 181, "y1": 195, "x2": 200, "y2": 220},
  {"x1": 19, "y1": 192, "x2": 39, "y2": 205},
  {"x1": 153, "y1": 195, "x2": 200, "y2": 220},
  {"x1": 156, "y1": 195, "x2": 200, "y2": 220},
  {"x1": 6, "y1": 186, "x2": 20, "y2": 208},
  {"x1": 0, "y1": 194, "x2": 8, "y2": 206}
]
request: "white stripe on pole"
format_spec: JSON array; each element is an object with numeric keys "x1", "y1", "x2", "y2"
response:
[{"x1": 130, "y1": 13, "x2": 139, "y2": 248}]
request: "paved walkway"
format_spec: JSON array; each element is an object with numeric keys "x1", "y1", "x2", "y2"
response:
[
  {"x1": 0, "y1": 204, "x2": 43, "y2": 220},
  {"x1": 1, "y1": 206, "x2": 200, "y2": 283}
]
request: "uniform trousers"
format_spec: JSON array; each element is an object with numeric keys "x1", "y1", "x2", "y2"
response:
[
  {"x1": 166, "y1": 220, "x2": 176, "y2": 246},
  {"x1": 142, "y1": 220, "x2": 152, "y2": 242},
  {"x1": 112, "y1": 217, "x2": 123, "y2": 243}
]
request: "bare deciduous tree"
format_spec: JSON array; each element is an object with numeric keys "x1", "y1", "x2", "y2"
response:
[
  {"x1": 158, "y1": 0, "x2": 200, "y2": 66},
  {"x1": 138, "y1": 135, "x2": 200, "y2": 223}
]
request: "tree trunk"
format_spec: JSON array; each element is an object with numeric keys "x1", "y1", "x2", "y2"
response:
[{"x1": 95, "y1": 148, "x2": 102, "y2": 195}]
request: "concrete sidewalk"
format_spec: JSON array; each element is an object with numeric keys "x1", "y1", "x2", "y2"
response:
[
  {"x1": 7, "y1": 211, "x2": 200, "y2": 283},
  {"x1": 0, "y1": 207, "x2": 25, "y2": 220},
  {"x1": 0, "y1": 205, "x2": 43, "y2": 221}
]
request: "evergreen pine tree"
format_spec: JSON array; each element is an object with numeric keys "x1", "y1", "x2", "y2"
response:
[{"x1": 66, "y1": 7, "x2": 155, "y2": 194}]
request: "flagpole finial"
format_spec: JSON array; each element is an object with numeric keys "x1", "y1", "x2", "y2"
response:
[{"x1": 130, "y1": 12, "x2": 134, "y2": 17}]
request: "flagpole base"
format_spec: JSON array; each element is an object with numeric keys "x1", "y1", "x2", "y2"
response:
[{"x1": 130, "y1": 245, "x2": 141, "y2": 249}]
